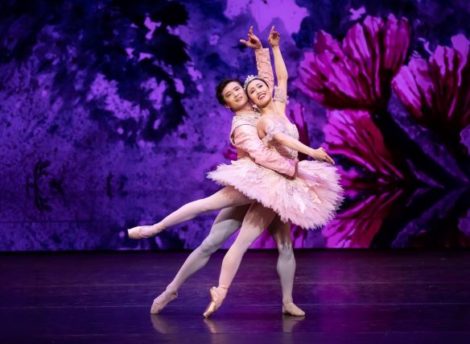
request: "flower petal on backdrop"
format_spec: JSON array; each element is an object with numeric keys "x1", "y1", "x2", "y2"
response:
[
  {"x1": 323, "y1": 189, "x2": 403, "y2": 248},
  {"x1": 323, "y1": 109, "x2": 405, "y2": 192},
  {"x1": 222, "y1": 144, "x2": 238, "y2": 161},
  {"x1": 392, "y1": 34, "x2": 470, "y2": 149},
  {"x1": 298, "y1": 15, "x2": 410, "y2": 110}
]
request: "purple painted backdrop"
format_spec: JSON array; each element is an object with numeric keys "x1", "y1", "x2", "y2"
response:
[{"x1": 0, "y1": 0, "x2": 469, "y2": 250}]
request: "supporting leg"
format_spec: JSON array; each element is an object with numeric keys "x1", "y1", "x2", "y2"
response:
[{"x1": 269, "y1": 217, "x2": 305, "y2": 316}]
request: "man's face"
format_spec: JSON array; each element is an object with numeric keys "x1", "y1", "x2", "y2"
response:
[{"x1": 222, "y1": 81, "x2": 248, "y2": 111}]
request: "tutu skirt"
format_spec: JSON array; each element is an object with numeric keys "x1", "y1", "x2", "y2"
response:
[{"x1": 208, "y1": 158, "x2": 343, "y2": 229}]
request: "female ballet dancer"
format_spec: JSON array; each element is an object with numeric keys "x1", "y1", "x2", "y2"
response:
[
  {"x1": 202, "y1": 26, "x2": 343, "y2": 317},
  {"x1": 127, "y1": 29, "x2": 333, "y2": 236},
  {"x1": 128, "y1": 27, "x2": 340, "y2": 317},
  {"x1": 130, "y1": 28, "x2": 310, "y2": 316}
]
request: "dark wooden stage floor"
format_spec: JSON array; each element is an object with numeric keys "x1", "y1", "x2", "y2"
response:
[{"x1": 1, "y1": 251, "x2": 470, "y2": 343}]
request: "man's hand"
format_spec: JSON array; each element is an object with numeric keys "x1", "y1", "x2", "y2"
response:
[
  {"x1": 240, "y1": 26, "x2": 262, "y2": 49},
  {"x1": 268, "y1": 26, "x2": 280, "y2": 47}
]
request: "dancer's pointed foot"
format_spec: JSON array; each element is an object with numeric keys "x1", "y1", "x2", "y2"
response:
[
  {"x1": 203, "y1": 286, "x2": 227, "y2": 318},
  {"x1": 128, "y1": 224, "x2": 164, "y2": 239},
  {"x1": 282, "y1": 302, "x2": 306, "y2": 317},
  {"x1": 150, "y1": 290, "x2": 178, "y2": 314}
]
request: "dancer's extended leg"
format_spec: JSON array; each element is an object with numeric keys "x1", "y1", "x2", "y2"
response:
[
  {"x1": 128, "y1": 186, "x2": 250, "y2": 239},
  {"x1": 150, "y1": 205, "x2": 249, "y2": 314}
]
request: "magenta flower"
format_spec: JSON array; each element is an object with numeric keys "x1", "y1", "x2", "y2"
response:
[
  {"x1": 323, "y1": 189, "x2": 403, "y2": 248},
  {"x1": 298, "y1": 15, "x2": 410, "y2": 110},
  {"x1": 323, "y1": 109, "x2": 405, "y2": 191},
  {"x1": 222, "y1": 144, "x2": 238, "y2": 161},
  {"x1": 321, "y1": 109, "x2": 408, "y2": 248},
  {"x1": 392, "y1": 34, "x2": 470, "y2": 152}
]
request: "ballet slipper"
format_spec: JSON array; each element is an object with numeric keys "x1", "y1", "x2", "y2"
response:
[
  {"x1": 127, "y1": 224, "x2": 164, "y2": 239},
  {"x1": 282, "y1": 302, "x2": 306, "y2": 317},
  {"x1": 150, "y1": 290, "x2": 178, "y2": 314},
  {"x1": 203, "y1": 286, "x2": 227, "y2": 318}
]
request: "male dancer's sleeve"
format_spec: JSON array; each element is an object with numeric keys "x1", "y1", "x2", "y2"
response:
[
  {"x1": 232, "y1": 125, "x2": 297, "y2": 178},
  {"x1": 255, "y1": 48, "x2": 274, "y2": 89}
]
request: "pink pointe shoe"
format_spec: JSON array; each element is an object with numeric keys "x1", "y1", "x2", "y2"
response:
[
  {"x1": 282, "y1": 302, "x2": 306, "y2": 317},
  {"x1": 150, "y1": 290, "x2": 178, "y2": 314},
  {"x1": 127, "y1": 224, "x2": 164, "y2": 239},
  {"x1": 203, "y1": 287, "x2": 227, "y2": 318}
]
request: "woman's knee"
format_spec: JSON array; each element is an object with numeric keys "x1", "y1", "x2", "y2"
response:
[{"x1": 196, "y1": 190, "x2": 235, "y2": 213}]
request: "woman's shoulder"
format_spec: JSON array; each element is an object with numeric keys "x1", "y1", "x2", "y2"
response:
[
  {"x1": 259, "y1": 112, "x2": 285, "y2": 124},
  {"x1": 258, "y1": 114, "x2": 288, "y2": 133},
  {"x1": 257, "y1": 113, "x2": 275, "y2": 127}
]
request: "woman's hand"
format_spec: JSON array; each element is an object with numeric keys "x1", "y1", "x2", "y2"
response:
[
  {"x1": 309, "y1": 147, "x2": 335, "y2": 165},
  {"x1": 268, "y1": 26, "x2": 280, "y2": 47},
  {"x1": 240, "y1": 26, "x2": 262, "y2": 49}
]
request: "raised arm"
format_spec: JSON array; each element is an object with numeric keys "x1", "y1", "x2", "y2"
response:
[
  {"x1": 255, "y1": 48, "x2": 274, "y2": 90},
  {"x1": 268, "y1": 26, "x2": 288, "y2": 114},
  {"x1": 232, "y1": 124, "x2": 297, "y2": 177},
  {"x1": 240, "y1": 26, "x2": 274, "y2": 89}
]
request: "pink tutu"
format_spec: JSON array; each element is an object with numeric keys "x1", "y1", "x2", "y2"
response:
[{"x1": 208, "y1": 157, "x2": 343, "y2": 229}]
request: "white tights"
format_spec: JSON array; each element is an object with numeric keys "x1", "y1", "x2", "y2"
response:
[
  {"x1": 165, "y1": 205, "x2": 249, "y2": 293},
  {"x1": 157, "y1": 188, "x2": 296, "y2": 304},
  {"x1": 217, "y1": 203, "x2": 295, "y2": 303},
  {"x1": 156, "y1": 187, "x2": 251, "y2": 229}
]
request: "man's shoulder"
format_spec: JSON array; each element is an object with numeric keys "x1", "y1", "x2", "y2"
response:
[{"x1": 231, "y1": 113, "x2": 260, "y2": 128}]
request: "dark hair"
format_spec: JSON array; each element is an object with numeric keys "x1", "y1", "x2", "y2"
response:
[{"x1": 216, "y1": 79, "x2": 242, "y2": 105}]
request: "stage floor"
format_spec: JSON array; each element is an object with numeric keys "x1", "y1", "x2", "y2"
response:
[{"x1": 1, "y1": 250, "x2": 470, "y2": 343}]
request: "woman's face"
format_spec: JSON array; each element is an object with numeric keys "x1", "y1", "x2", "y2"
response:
[
  {"x1": 221, "y1": 81, "x2": 248, "y2": 111},
  {"x1": 246, "y1": 79, "x2": 271, "y2": 108}
]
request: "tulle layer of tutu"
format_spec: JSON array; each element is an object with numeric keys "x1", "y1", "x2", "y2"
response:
[{"x1": 207, "y1": 158, "x2": 343, "y2": 229}]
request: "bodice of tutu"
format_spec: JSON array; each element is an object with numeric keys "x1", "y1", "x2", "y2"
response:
[
  {"x1": 229, "y1": 112, "x2": 297, "y2": 177},
  {"x1": 261, "y1": 115, "x2": 299, "y2": 160},
  {"x1": 210, "y1": 113, "x2": 343, "y2": 229}
]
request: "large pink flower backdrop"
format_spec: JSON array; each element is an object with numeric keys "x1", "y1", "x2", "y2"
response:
[{"x1": 0, "y1": 0, "x2": 469, "y2": 250}]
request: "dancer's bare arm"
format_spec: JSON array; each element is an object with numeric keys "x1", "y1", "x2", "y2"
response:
[
  {"x1": 257, "y1": 117, "x2": 335, "y2": 164},
  {"x1": 238, "y1": 27, "x2": 297, "y2": 176},
  {"x1": 240, "y1": 26, "x2": 274, "y2": 89},
  {"x1": 268, "y1": 26, "x2": 288, "y2": 114}
]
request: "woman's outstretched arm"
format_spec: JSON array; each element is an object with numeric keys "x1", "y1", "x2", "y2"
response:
[
  {"x1": 272, "y1": 131, "x2": 335, "y2": 164},
  {"x1": 268, "y1": 26, "x2": 288, "y2": 114},
  {"x1": 240, "y1": 26, "x2": 275, "y2": 89},
  {"x1": 257, "y1": 117, "x2": 335, "y2": 164}
]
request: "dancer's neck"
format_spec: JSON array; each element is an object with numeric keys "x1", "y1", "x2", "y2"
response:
[{"x1": 258, "y1": 101, "x2": 278, "y2": 116}]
